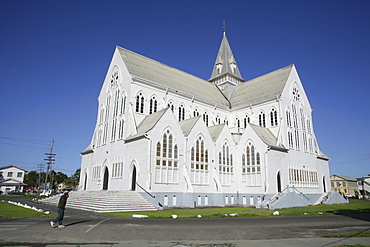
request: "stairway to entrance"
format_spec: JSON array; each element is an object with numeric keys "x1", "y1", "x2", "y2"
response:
[{"x1": 39, "y1": 190, "x2": 157, "y2": 213}]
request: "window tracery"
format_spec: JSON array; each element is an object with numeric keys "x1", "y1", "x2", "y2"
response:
[
  {"x1": 190, "y1": 135, "x2": 209, "y2": 185},
  {"x1": 155, "y1": 130, "x2": 179, "y2": 184}
]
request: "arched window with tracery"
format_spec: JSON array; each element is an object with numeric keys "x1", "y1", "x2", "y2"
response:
[
  {"x1": 135, "y1": 92, "x2": 145, "y2": 114},
  {"x1": 102, "y1": 96, "x2": 110, "y2": 145},
  {"x1": 149, "y1": 95, "x2": 158, "y2": 114},
  {"x1": 215, "y1": 115, "x2": 221, "y2": 125},
  {"x1": 203, "y1": 111, "x2": 209, "y2": 127},
  {"x1": 270, "y1": 108, "x2": 278, "y2": 127},
  {"x1": 167, "y1": 100, "x2": 174, "y2": 113},
  {"x1": 235, "y1": 117, "x2": 240, "y2": 128},
  {"x1": 155, "y1": 130, "x2": 179, "y2": 184},
  {"x1": 259, "y1": 111, "x2": 266, "y2": 127},
  {"x1": 178, "y1": 104, "x2": 185, "y2": 121},
  {"x1": 190, "y1": 135, "x2": 209, "y2": 185},
  {"x1": 244, "y1": 142, "x2": 261, "y2": 186},
  {"x1": 193, "y1": 108, "x2": 199, "y2": 117},
  {"x1": 218, "y1": 141, "x2": 233, "y2": 186},
  {"x1": 243, "y1": 115, "x2": 250, "y2": 128}
]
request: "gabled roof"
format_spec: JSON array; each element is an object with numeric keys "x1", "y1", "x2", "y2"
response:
[
  {"x1": 125, "y1": 108, "x2": 168, "y2": 142},
  {"x1": 230, "y1": 65, "x2": 293, "y2": 110},
  {"x1": 0, "y1": 178, "x2": 26, "y2": 185},
  {"x1": 331, "y1": 175, "x2": 356, "y2": 181},
  {"x1": 179, "y1": 117, "x2": 200, "y2": 137},
  {"x1": 250, "y1": 124, "x2": 287, "y2": 151},
  {"x1": 209, "y1": 33, "x2": 243, "y2": 81},
  {"x1": 0, "y1": 165, "x2": 27, "y2": 172},
  {"x1": 117, "y1": 46, "x2": 229, "y2": 108},
  {"x1": 208, "y1": 124, "x2": 225, "y2": 141}
]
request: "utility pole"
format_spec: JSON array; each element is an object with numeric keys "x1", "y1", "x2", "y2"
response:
[
  {"x1": 44, "y1": 140, "x2": 56, "y2": 190},
  {"x1": 37, "y1": 163, "x2": 44, "y2": 191}
]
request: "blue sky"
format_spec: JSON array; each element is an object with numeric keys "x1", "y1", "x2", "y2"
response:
[{"x1": 1, "y1": 0, "x2": 369, "y2": 177}]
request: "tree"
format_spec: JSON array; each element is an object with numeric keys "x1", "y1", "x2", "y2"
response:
[
  {"x1": 24, "y1": 170, "x2": 38, "y2": 188},
  {"x1": 53, "y1": 171, "x2": 68, "y2": 188}
]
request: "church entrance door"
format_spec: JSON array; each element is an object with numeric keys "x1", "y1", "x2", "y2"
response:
[
  {"x1": 277, "y1": 172, "x2": 282, "y2": 193},
  {"x1": 84, "y1": 173, "x2": 87, "y2": 190},
  {"x1": 131, "y1": 166, "x2": 137, "y2": 191},
  {"x1": 103, "y1": 167, "x2": 109, "y2": 190}
]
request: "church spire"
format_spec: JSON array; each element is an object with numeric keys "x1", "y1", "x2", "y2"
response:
[{"x1": 209, "y1": 22, "x2": 244, "y2": 98}]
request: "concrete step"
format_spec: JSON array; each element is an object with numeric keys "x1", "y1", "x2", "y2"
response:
[{"x1": 39, "y1": 190, "x2": 157, "y2": 213}]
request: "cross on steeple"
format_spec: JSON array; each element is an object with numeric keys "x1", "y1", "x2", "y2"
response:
[{"x1": 222, "y1": 20, "x2": 226, "y2": 35}]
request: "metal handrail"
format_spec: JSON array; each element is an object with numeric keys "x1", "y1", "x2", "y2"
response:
[
  {"x1": 291, "y1": 186, "x2": 310, "y2": 201},
  {"x1": 136, "y1": 182, "x2": 155, "y2": 198}
]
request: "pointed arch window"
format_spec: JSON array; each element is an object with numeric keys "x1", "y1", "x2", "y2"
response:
[
  {"x1": 243, "y1": 142, "x2": 261, "y2": 186},
  {"x1": 155, "y1": 130, "x2": 179, "y2": 184},
  {"x1": 120, "y1": 93, "x2": 126, "y2": 115},
  {"x1": 102, "y1": 96, "x2": 110, "y2": 145},
  {"x1": 167, "y1": 100, "x2": 174, "y2": 113},
  {"x1": 215, "y1": 115, "x2": 221, "y2": 125},
  {"x1": 193, "y1": 108, "x2": 199, "y2": 117},
  {"x1": 235, "y1": 117, "x2": 240, "y2": 128},
  {"x1": 135, "y1": 92, "x2": 145, "y2": 114},
  {"x1": 218, "y1": 141, "x2": 233, "y2": 186},
  {"x1": 244, "y1": 115, "x2": 250, "y2": 128},
  {"x1": 190, "y1": 135, "x2": 209, "y2": 185},
  {"x1": 149, "y1": 95, "x2": 158, "y2": 114},
  {"x1": 259, "y1": 112, "x2": 266, "y2": 127},
  {"x1": 178, "y1": 104, "x2": 185, "y2": 121},
  {"x1": 203, "y1": 111, "x2": 209, "y2": 127},
  {"x1": 270, "y1": 108, "x2": 278, "y2": 127}
]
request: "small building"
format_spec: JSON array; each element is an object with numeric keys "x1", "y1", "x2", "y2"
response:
[
  {"x1": 0, "y1": 165, "x2": 27, "y2": 193},
  {"x1": 330, "y1": 175, "x2": 358, "y2": 197},
  {"x1": 356, "y1": 174, "x2": 370, "y2": 199}
]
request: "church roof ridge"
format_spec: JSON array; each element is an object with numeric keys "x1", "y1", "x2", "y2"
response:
[
  {"x1": 230, "y1": 64, "x2": 294, "y2": 110},
  {"x1": 117, "y1": 46, "x2": 229, "y2": 108}
]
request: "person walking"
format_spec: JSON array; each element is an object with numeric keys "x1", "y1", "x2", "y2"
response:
[{"x1": 50, "y1": 191, "x2": 69, "y2": 228}]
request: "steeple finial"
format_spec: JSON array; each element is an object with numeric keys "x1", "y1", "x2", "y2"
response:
[{"x1": 222, "y1": 20, "x2": 226, "y2": 36}]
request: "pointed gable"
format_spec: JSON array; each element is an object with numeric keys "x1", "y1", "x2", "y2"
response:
[
  {"x1": 208, "y1": 124, "x2": 226, "y2": 141},
  {"x1": 230, "y1": 65, "x2": 293, "y2": 110},
  {"x1": 179, "y1": 117, "x2": 201, "y2": 137},
  {"x1": 250, "y1": 124, "x2": 287, "y2": 151},
  {"x1": 125, "y1": 108, "x2": 168, "y2": 141}
]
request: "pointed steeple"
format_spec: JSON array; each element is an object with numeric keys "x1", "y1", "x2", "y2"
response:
[{"x1": 209, "y1": 22, "x2": 244, "y2": 98}]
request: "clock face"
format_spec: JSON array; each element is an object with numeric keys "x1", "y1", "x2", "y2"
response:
[{"x1": 110, "y1": 66, "x2": 119, "y2": 86}]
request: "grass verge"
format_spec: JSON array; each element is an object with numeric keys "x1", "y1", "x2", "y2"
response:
[
  {"x1": 101, "y1": 199, "x2": 370, "y2": 219},
  {"x1": 322, "y1": 230, "x2": 370, "y2": 238},
  {"x1": 0, "y1": 200, "x2": 56, "y2": 218}
]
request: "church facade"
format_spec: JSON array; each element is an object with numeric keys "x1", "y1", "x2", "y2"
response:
[{"x1": 79, "y1": 31, "x2": 331, "y2": 209}]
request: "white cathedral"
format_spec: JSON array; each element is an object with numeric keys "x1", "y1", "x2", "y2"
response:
[{"x1": 79, "y1": 30, "x2": 338, "y2": 209}]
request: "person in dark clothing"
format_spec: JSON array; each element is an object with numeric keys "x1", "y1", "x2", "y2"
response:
[{"x1": 50, "y1": 191, "x2": 69, "y2": 228}]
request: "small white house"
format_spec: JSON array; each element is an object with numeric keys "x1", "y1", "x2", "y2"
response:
[{"x1": 0, "y1": 165, "x2": 27, "y2": 193}]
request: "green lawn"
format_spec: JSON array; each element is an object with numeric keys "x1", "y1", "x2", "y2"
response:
[
  {"x1": 101, "y1": 199, "x2": 370, "y2": 219},
  {"x1": 0, "y1": 200, "x2": 56, "y2": 218},
  {"x1": 322, "y1": 230, "x2": 370, "y2": 238},
  {"x1": 0, "y1": 198, "x2": 368, "y2": 220}
]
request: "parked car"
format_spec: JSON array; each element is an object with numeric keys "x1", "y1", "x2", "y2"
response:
[{"x1": 8, "y1": 190, "x2": 22, "y2": 195}]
